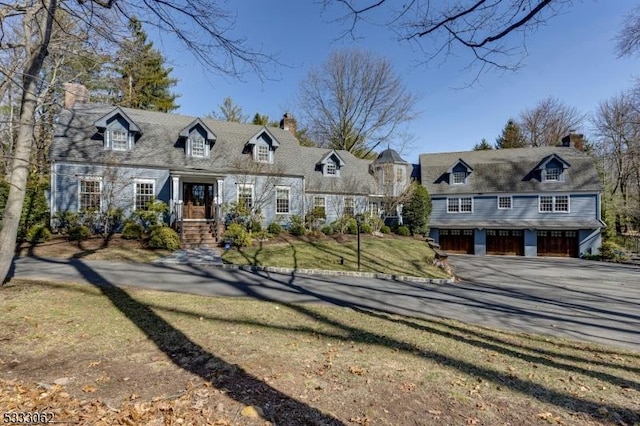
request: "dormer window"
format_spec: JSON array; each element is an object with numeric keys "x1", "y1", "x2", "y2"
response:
[
  {"x1": 452, "y1": 171, "x2": 466, "y2": 184},
  {"x1": 536, "y1": 154, "x2": 569, "y2": 182},
  {"x1": 327, "y1": 161, "x2": 337, "y2": 175},
  {"x1": 255, "y1": 144, "x2": 270, "y2": 163},
  {"x1": 190, "y1": 136, "x2": 206, "y2": 157},
  {"x1": 110, "y1": 130, "x2": 128, "y2": 151},
  {"x1": 95, "y1": 107, "x2": 142, "y2": 152},
  {"x1": 544, "y1": 167, "x2": 561, "y2": 181}
]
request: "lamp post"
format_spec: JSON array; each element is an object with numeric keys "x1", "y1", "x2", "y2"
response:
[{"x1": 355, "y1": 213, "x2": 364, "y2": 271}]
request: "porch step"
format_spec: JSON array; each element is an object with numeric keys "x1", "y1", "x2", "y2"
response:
[{"x1": 178, "y1": 222, "x2": 217, "y2": 248}]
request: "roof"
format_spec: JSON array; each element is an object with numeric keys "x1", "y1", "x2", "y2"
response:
[
  {"x1": 419, "y1": 147, "x2": 602, "y2": 195},
  {"x1": 429, "y1": 218, "x2": 605, "y2": 229},
  {"x1": 52, "y1": 103, "x2": 378, "y2": 194},
  {"x1": 374, "y1": 148, "x2": 407, "y2": 164}
]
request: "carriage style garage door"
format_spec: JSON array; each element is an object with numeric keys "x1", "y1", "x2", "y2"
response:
[
  {"x1": 486, "y1": 229, "x2": 524, "y2": 256},
  {"x1": 439, "y1": 229, "x2": 474, "y2": 254},
  {"x1": 537, "y1": 230, "x2": 579, "y2": 257}
]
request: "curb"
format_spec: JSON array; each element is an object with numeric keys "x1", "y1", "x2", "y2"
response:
[{"x1": 221, "y1": 263, "x2": 455, "y2": 284}]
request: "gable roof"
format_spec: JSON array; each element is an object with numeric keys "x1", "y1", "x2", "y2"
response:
[
  {"x1": 246, "y1": 127, "x2": 280, "y2": 148},
  {"x1": 534, "y1": 153, "x2": 571, "y2": 170},
  {"x1": 94, "y1": 107, "x2": 142, "y2": 134},
  {"x1": 447, "y1": 158, "x2": 473, "y2": 173},
  {"x1": 179, "y1": 118, "x2": 216, "y2": 142},
  {"x1": 318, "y1": 149, "x2": 346, "y2": 167},
  {"x1": 419, "y1": 147, "x2": 601, "y2": 195}
]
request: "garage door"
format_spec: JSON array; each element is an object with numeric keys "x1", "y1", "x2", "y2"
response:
[
  {"x1": 487, "y1": 229, "x2": 524, "y2": 256},
  {"x1": 537, "y1": 230, "x2": 579, "y2": 257},
  {"x1": 439, "y1": 229, "x2": 474, "y2": 254}
]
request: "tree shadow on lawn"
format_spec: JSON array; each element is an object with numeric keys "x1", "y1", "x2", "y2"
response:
[{"x1": 63, "y1": 257, "x2": 345, "y2": 426}]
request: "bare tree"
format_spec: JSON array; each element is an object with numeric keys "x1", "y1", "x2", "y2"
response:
[
  {"x1": 592, "y1": 92, "x2": 640, "y2": 231},
  {"x1": 298, "y1": 49, "x2": 418, "y2": 159},
  {"x1": 323, "y1": 0, "x2": 573, "y2": 76},
  {"x1": 518, "y1": 97, "x2": 586, "y2": 147},
  {"x1": 0, "y1": 0, "x2": 272, "y2": 283},
  {"x1": 616, "y1": 6, "x2": 640, "y2": 57}
]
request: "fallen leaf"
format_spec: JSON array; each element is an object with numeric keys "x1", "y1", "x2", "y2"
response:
[{"x1": 82, "y1": 384, "x2": 97, "y2": 393}]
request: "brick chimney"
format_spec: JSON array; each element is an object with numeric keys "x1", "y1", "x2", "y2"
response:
[
  {"x1": 279, "y1": 113, "x2": 296, "y2": 136},
  {"x1": 63, "y1": 82, "x2": 89, "y2": 109},
  {"x1": 561, "y1": 132, "x2": 584, "y2": 150}
]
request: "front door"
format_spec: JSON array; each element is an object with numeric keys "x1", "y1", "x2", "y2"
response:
[{"x1": 183, "y1": 183, "x2": 215, "y2": 219}]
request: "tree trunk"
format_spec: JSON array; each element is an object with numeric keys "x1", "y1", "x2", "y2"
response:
[{"x1": 0, "y1": 0, "x2": 57, "y2": 284}]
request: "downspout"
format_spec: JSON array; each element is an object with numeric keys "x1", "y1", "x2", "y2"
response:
[{"x1": 49, "y1": 161, "x2": 56, "y2": 228}]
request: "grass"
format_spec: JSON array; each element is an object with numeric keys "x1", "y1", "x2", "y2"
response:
[
  {"x1": 222, "y1": 234, "x2": 450, "y2": 278},
  {"x1": 1, "y1": 279, "x2": 638, "y2": 425}
]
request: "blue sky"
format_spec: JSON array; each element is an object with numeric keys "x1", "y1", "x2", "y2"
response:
[{"x1": 151, "y1": 1, "x2": 638, "y2": 163}]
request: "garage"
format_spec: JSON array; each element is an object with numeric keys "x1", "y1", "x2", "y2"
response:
[
  {"x1": 439, "y1": 229, "x2": 474, "y2": 254},
  {"x1": 486, "y1": 229, "x2": 524, "y2": 256},
  {"x1": 537, "y1": 230, "x2": 579, "y2": 257}
]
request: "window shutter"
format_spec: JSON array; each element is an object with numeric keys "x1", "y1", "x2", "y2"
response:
[
  {"x1": 105, "y1": 130, "x2": 110, "y2": 149},
  {"x1": 128, "y1": 133, "x2": 134, "y2": 150},
  {"x1": 186, "y1": 138, "x2": 191, "y2": 157},
  {"x1": 205, "y1": 141, "x2": 210, "y2": 157}
]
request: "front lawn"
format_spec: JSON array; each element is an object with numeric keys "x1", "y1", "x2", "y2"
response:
[{"x1": 221, "y1": 234, "x2": 449, "y2": 278}]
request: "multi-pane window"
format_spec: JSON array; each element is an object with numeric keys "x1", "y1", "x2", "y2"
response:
[
  {"x1": 79, "y1": 178, "x2": 101, "y2": 211},
  {"x1": 396, "y1": 168, "x2": 405, "y2": 183},
  {"x1": 110, "y1": 130, "x2": 128, "y2": 150},
  {"x1": 190, "y1": 136, "x2": 205, "y2": 157},
  {"x1": 135, "y1": 181, "x2": 155, "y2": 210},
  {"x1": 275, "y1": 187, "x2": 290, "y2": 214},
  {"x1": 237, "y1": 184, "x2": 253, "y2": 209},
  {"x1": 452, "y1": 171, "x2": 466, "y2": 184},
  {"x1": 447, "y1": 197, "x2": 473, "y2": 213},
  {"x1": 368, "y1": 202, "x2": 379, "y2": 217},
  {"x1": 256, "y1": 145, "x2": 270, "y2": 162},
  {"x1": 326, "y1": 161, "x2": 337, "y2": 175},
  {"x1": 344, "y1": 197, "x2": 354, "y2": 216},
  {"x1": 314, "y1": 196, "x2": 326, "y2": 216},
  {"x1": 545, "y1": 167, "x2": 561, "y2": 181},
  {"x1": 498, "y1": 196, "x2": 512, "y2": 209},
  {"x1": 539, "y1": 195, "x2": 569, "y2": 212}
]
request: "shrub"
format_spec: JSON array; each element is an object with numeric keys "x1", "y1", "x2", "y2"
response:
[
  {"x1": 360, "y1": 222, "x2": 372, "y2": 234},
  {"x1": 267, "y1": 222, "x2": 282, "y2": 235},
  {"x1": 122, "y1": 222, "x2": 144, "y2": 240},
  {"x1": 289, "y1": 215, "x2": 306, "y2": 237},
  {"x1": 249, "y1": 220, "x2": 262, "y2": 233},
  {"x1": 380, "y1": 225, "x2": 391, "y2": 234},
  {"x1": 148, "y1": 226, "x2": 181, "y2": 250},
  {"x1": 224, "y1": 223, "x2": 253, "y2": 247},
  {"x1": 346, "y1": 218, "x2": 358, "y2": 235},
  {"x1": 321, "y1": 225, "x2": 333, "y2": 235},
  {"x1": 599, "y1": 241, "x2": 629, "y2": 262},
  {"x1": 68, "y1": 225, "x2": 90, "y2": 241},
  {"x1": 403, "y1": 183, "x2": 432, "y2": 235},
  {"x1": 26, "y1": 223, "x2": 51, "y2": 244},
  {"x1": 132, "y1": 199, "x2": 168, "y2": 230},
  {"x1": 52, "y1": 210, "x2": 80, "y2": 234},
  {"x1": 396, "y1": 225, "x2": 410, "y2": 236}
]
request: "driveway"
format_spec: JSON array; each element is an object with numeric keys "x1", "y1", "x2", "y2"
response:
[{"x1": 8, "y1": 255, "x2": 640, "y2": 351}]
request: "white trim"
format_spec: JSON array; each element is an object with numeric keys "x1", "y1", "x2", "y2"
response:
[
  {"x1": 275, "y1": 186, "x2": 291, "y2": 214},
  {"x1": 237, "y1": 183, "x2": 254, "y2": 209},
  {"x1": 497, "y1": 195, "x2": 512, "y2": 210},
  {"x1": 134, "y1": 179, "x2": 156, "y2": 210},
  {"x1": 538, "y1": 194, "x2": 570, "y2": 213},
  {"x1": 78, "y1": 175, "x2": 103, "y2": 211},
  {"x1": 447, "y1": 196, "x2": 473, "y2": 214}
]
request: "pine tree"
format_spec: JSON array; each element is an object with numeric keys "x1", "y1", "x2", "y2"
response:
[
  {"x1": 473, "y1": 138, "x2": 493, "y2": 150},
  {"x1": 495, "y1": 119, "x2": 526, "y2": 149},
  {"x1": 403, "y1": 183, "x2": 432, "y2": 236},
  {"x1": 211, "y1": 97, "x2": 248, "y2": 122},
  {"x1": 114, "y1": 18, "x2": 179, "y2": 112}
]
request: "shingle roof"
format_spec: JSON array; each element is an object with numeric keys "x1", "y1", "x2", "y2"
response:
[
  {"x1": 419, "y1": 147, "x2": 602, "y2": 195},
  {"x1": 52, "y1": 104, "x2": 379, "y2": 194},
  {"x1": 374, "y1": 148, "x2": 407, "y2": 164}
]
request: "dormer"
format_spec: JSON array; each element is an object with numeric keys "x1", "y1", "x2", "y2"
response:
[
  {"x1": 448, "y1": 159, "x2": 473, "y2": 185},
  {"x1": 95, "y1": 107, "x2": 142, "y2": 151},
  {"x1": 180, "y1": 118, "x2": 216, "y2": 158},
  {"x1": 318, "y1": 150, "x2": 346, "y2": 177},
  {"x1": 245, "y1": 128, "x2": 280, "y2": 163},
  {"x1": 535, "y1": 154, "x2": 570, "y2": 182}
]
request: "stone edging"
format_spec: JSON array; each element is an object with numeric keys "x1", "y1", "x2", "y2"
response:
[{"x1": 221, "y1": 264, "x2": 455, "y2": 284}]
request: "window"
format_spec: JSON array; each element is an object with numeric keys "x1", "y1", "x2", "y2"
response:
[
  {"x1": 110, "y1": 130, "x2": 128, "y2": 151},
  {"x1": 498, "y1": 196, "x2": 512, "y2": 209},
  {"x1": 344, "y1": 197, "x2": 354, "y2": 216},
  {"x1": 539, "y1": 195, "x2": 569, "y2": 213},
  {"x1": 396, "y1": 168, "x2": 405, "y2": 183},
  {"x1": 237, "y1": 184, "x2": 253, "y2": 209},
  {"x1": 79, "y1": 178, "x2": 101, "y2": 211},
  {"x1": 545, "y1": 167, "x2": 561, "y2": 181},
  {"x1": 326, "y1": 161, "x2": 337, "y2": 175},
  {"x1": 190, "y1": 136, "x2": 206, "y2": 157},
  {"x1": 135, "y1": 180, "x2": 155, "y2": 210},
  {"x1": 368, "y1": 202, "x2": 379, "y2": 217},
  {"x1": 452, "y1": 171, "x2": 466, "y2": 184},
  {"x1": 256, "y1": 145, "x2": 270, "y2": 162},
  {"x1": 275, "y1": 187, "x2": 290, "y2": 214},
  {"x1": 314, "y1": 196, "x2": 326, "y2": 216},
  {"x1": 447, "y1": 197, "x2": 473, "y2": 213}
]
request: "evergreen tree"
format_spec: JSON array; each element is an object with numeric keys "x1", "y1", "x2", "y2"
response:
[
  {"x1": 402, "y1": 183, "x2": 432, "y2": 236},
  {"x1": 115, "y1": 18, "x2": 179, "y2": 112},
  {"x1": 473, "y1": 138, "x2": 493, "y2": 150},
  {"x1": 211, "y1": 97, "x2": 248, "y2": 122},
  {"x1": 252, "y1": 113, "x2": 269, "y2": 126},
  {"x1": 495, "y1": 119, "x2": 526, "y2": 149}
]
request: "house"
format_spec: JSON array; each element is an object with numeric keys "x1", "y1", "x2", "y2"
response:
[
  {"x1": 420, "y1": 140, "x2": 604, "y2": 257},
  {"x1": 50, "y1": 95, "x2": 400, "y2": 245},
  {"x1": 51, "y1": 87, "x2": 603, "y2": 256}
]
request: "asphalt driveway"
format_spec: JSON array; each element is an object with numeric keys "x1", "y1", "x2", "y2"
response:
[{"x1": 8, "y1": 255, "x2": 640, "y2": 351}]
